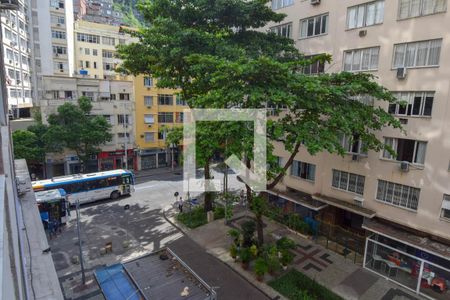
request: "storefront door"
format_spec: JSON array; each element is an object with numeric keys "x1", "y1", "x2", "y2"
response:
[{"x1": 141, "y1": 154, "x2": 157, "y2": 169}]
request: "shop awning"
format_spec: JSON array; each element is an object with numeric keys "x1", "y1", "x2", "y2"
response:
[
  {"x1": 363, "y1": 218, "x2": 450, "y2": 259},
  {"x1": 267, "y1": 188, "x2": 328, "y2": 211},
  {"x1": 312, "y1": 193, "x2": 376, "y2": 218}
]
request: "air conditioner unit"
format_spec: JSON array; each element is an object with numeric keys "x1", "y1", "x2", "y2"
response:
[
  {"x1": 147, "y1": 124, "x2": 152, "y2": 128},
  {"x1": 59, "y1": 69, "x2": 64, "y2": 72},
  {"x1": 8, "y1": 59, "x2": 12, "y2": 64},
  {"x1": 353, "y1": 196, "x2": 364, "y2": 206},
  {"x1": 397, "y1": 67, "x2": 407, "y2": 79},
  {"x1": 359, "y1": 30, "x2": 367, "y2": 37},
  {"x1": 310, "y1": 0, "x2": 320, "y2": 4},
  {"x1": 140, "y1": 134, "x2": 144, "y2": 138},
  {"x1": 57, "y1": 23, "x2": 61, "y2": 26},
  {"x1": 352, "y1": 154, "x2": 359, "y2": 161},
  {"x1": 146, "y1": 106, "x2": 152, "y2": 108},
  {"x1": 400, "y1": 161, "x2": 410, "y2": 172},
  {"x1": 399, "y1": 118, "x2": 408, "y2": 125}
]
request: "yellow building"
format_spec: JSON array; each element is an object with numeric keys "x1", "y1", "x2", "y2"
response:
[
  {"x1": 134, "y1": 75, "x2": 186, "y2": 170},
  {"x1": 73, "y1": 20, "x2": 132, "y2": 80}
]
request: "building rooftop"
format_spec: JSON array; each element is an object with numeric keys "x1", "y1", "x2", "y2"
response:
[{"x1": 123, "y1": 248, "x2": 215, "y2": 300}]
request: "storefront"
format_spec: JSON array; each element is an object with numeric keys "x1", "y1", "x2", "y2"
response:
[
  {"x1": 139, "y1": 148, "x2": 179, "y2": 170},
  {"x1": 98, "y1": 149, "x2": 137, "y2": 171},
  {"x1": 363, "y1": 218, "x2": 450, "y2": 300}
]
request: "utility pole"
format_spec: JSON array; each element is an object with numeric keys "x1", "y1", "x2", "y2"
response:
[
  {"x1": 123, "y1": 111, "x2": 128, "y2": 170},
  {"x1": 76, "y1": 199, "x2": 86, "y2": 285}
]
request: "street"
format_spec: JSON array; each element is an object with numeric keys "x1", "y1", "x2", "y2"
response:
[{"x1": 49, "y1": 167, "x2": 247, "y2": 300}]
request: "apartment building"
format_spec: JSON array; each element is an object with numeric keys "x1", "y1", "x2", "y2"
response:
[
  {"x1": 39, "y1": 75, "x2": 136, "y2": 176},
  {"x1": 266, "y1": 0, "x2": 450, "y2": 298},
  {"x1": 1, "y1": 0, "x2": 33, "y2": 118},
  {"x1": 73, "y1": 19, "x2": 131, "y2": 80},
  {"x1": 31, "y1": 0, "x2": 74, "y2": 78},
  {"x1": 134, "y1": 75, "x2": 186, "y2": 170},
  {"x1": 74, "y1": 0, "x2": 123, "y2": 25}
]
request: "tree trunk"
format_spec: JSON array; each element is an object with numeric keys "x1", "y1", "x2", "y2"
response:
[
  {"x1": 266, "y1": 141, "x2": 301, "y2": 190},
  {"x1": 245, "y1": 156, "x2": 252, "y2": 207},
  {"x1": 204, "y1": 160, "x2": 213, "y2": 212},
  {"x1": 256, "y1": 213, "x2": 264, "y2": 246}
]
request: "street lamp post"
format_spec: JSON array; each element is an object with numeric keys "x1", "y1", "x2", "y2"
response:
[
  {"x1": 75, "y1": 199, "x2": 86, "y2": 285},
  {"x1": 123, "y1": 112, "x2": 128, "y2": 170}
]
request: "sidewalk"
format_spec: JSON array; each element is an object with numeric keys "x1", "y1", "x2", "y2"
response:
[
  {"x1": 134, "y1": 166, "x2": 182, "y2": 178},
  {"x1": 165, "y1": 207, "x2": 420, "y2": 300}
]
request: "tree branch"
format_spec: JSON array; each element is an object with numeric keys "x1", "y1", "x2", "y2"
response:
[{"x1": 266, "y1": 140, "x2": 301, "y2": 190}]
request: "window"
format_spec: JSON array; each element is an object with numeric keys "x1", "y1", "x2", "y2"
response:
[
  {"x1": 398, "y1": 0, "x2": 447, "y2": 19},
  {"x1": 176, "y1": 95, "x2": 186, "y2": 105},
  {"x1": 339, "y1": 134, "x2": 368, "y2": 155},
  {"x1": 117, "y1": 114, "x2": 130, "y2": 125},
  {"x1": 145, "y1": 132, "x2": 155, "y2": 142},
  {"x1": 93, "y1": 62, "x2": 97, "y2": 69},
  {"x1": 176, "y1": 112, "x2": 184, "y2": 123},
  {"x1": 158, "y1": 131, "x2": 166, "y2": 140},
  {"x1": 158, "y1": 112, "x2": 173, "y2": 123},
  {"x1": 52, "y1": 45, "x2": 67, "y2": 55},
  {"x1": 291, "y1": 160, "x2": 316, "y2": 181},
  {"x1": 376, "y1": 180, "x2": 420, "y2": 210},
  {"x1": 441, "y1": 194, "x2": 450, "y2": 220},
  {"x1": 300, "y1": 14, "x2": 328, "y2": 39},
  {"x1": 144, "y1": 77, "x2": 153, "y2": 87},
  {"x1": 144, "y1": 114, "x2": 154, "y2": 124},
  {"x1": 158, "y1": 94, "x2": 173, "y2": 105},
  {"x1": 51, "y1": 30, "x2": 66, "y2": 39},
  {"x1": 93, "y1": 49, "x2": 98, "y2": 56},
  {"x1": 102, "y1": 36, "x2": 115, "y2": 46},
  {"x1": 144, "y1": 96, "x2": 153, "y2": 106},
  {"x1": 332, "y1": 170, "x2": 365, "y2": 195},
  {"x1": 77, "y1": 33, "x2": 100, "y2": 44},
  {"x1": 344, "y1": 47, "x2": 380, "y2": 71},
  {"x1": 271, "y1": 0, "x2": 294, "y2": 10},
  {"x1": 117, "y1": 132, "x2": 130, "y2": 139},
  {"x1": 54, "y1": 62, "x2": 66, "y2": 71},
  {"x1": 119, "y1": 93, "x2": 129, "y2": 101},
  {"x1": 50, "y1": 0, "x2": 64, "y2": 9},
  {"x1": 82, "y1": 91, "x2": 94, "y2": 101},
  {"x1": 64, "y1": 91, "x2": 73, "y2": 99},
  {"x1": 302, "y1": 55, "x2": 325, "y2": 75},
  {"x1": 118, "y1": 38, "x2": 126, "y2": 45},
  {"x1": 9, "y1": 88, "x2": 17, "y2": 98},
  {"x1": 84, "y1": 48, "x2": 90, "y2": 55},
  {"x1": 270, "y1": 23, "x2": 292, "y2": 38},
  {"x1": 85, "y1": 61, "x2": 90, "y2": 68},
  {"x1": 102, "y1": 50, "x2": 114, "y2": 58},
  {"x1": 388, "y1": 92, "x2": 434, "y2": 117},
  {"x1": 103, "y1": 62, "x2": 114, "y2": 70},
  {"x1": 393, "y1": 39, "x2": 442, "y2": 68},
  {"x1": 382, "y1": 138, "x2": 427, "y2": 164},
  {"x1": 347, "y1": 1, "x2": 385, "y2": 29},
  {"x1": 6, "y1": 48, "x2": 13, "y2": 61},
  {"x1": 50, "y1": 14, "x2": 65, "y2": 25}
]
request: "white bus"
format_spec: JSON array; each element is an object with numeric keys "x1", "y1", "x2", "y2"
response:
[{"x1": 32, "y1": 169, "x2": 135, "y2": 206}]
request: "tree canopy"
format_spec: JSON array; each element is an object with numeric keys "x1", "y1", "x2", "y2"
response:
[
  {"x1": 118, "y1": 0, "x2": 402, "y2": 210},
  {"x1": 45, "y1": 96, "x2": 112, "y2": 166}
]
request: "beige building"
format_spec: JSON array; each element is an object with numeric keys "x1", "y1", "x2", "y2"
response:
[
  {"x1": 73, "y1": 19, "x2": 132, "y2": 80},
  {"x1": 39, "y1": 75, "x2": 136, "y2": 176},
  {"x1": 266, "y1": 0, "x2": 450, "y2": 298}
]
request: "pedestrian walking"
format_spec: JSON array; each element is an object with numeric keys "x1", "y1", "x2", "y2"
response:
[{"x1": 178, "y1": 196, "x2": 184, "y2": 213}]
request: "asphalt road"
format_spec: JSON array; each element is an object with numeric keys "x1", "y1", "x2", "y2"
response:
[{"x1": 49, "y1": 168, "x2": 254, "y2": 300}]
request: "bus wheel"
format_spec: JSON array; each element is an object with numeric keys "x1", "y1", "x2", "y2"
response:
[{"x1": 110, "y1": 191, "x2": 120, "y2": 200}]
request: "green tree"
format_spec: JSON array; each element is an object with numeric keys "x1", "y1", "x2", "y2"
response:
[
  {"x1": 45, "y1": 96, "x2": 112, "y2": 169},
  {"x1": 161, "y1": 125, "x2": 183, "y2": 170},
  {"x1": 12, "y1": 130, "x2": 45, "y2": 164},
  {"x1": 118, "y1": 0, "x2": 401, "y2": 220}
]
